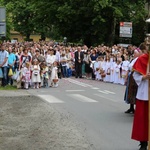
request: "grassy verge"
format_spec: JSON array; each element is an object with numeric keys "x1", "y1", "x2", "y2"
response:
[{"x1": 0, "y1": 85, "x2": 17, "y2": 90}]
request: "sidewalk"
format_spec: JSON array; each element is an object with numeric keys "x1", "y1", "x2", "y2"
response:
[{"x1": 0, "y1": 90, "x2": 94, "y2": 150}]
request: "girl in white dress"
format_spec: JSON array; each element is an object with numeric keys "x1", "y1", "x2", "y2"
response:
[
  {"x1": 22, "y1": 62, "x2": 31, "y2": 89},
  {"x1": 31, "y1": 59, "x2": 41, "y2": 89},
  {"x1": 110, "y1": 56, "x2": 116, "y2": 83},
  {"x1": 113, "y1": 59, "x2": 121, "y2": 84},
  {"x1": 99, "y1": 56, "x2": 106, "y2": 81},
  {"x1": 50, "y1": 61, "x2": 59, "y2": 87},
  {"x1": 104, "y1": 56, "x2": 111, "y2": 82},
  {"x1": 120, "y1": 55, "x2": 130, "y2": 85},
  {"x1": 94, "y1": 57, "x2": 101, "y2": 80}
]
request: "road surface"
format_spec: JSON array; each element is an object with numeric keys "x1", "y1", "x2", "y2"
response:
[{"x1": 27, "y1": 77, "x2": 138, "y2": 150}]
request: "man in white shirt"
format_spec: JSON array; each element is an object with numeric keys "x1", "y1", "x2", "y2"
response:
[{"x1": 0, "y1": 44, "x2": 9, "y2": 86}]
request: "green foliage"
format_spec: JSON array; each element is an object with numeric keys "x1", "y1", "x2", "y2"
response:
[{"x1": 1, "y1": 0, "x2": 149, "y2": 46}]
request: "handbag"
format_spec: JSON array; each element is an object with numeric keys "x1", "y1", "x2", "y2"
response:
[
  {"x1": 106, "y1": 68, "x2": 111, "y2": 75},
  {"x1": 12, "y1": 70, "x2": 21, "y2": 80},
  {"x1": 8, "y1": 68, "x2": 13, "y2": 76},
  {"x1": 53, "y1": 79, "x2": 58, "y2": 83},
  {"x1": 34, "y1": 71, "x2": 38, "y2": 76},
  {"x1": 0, "y1": 68, "x2": 3, "y2": 78}
]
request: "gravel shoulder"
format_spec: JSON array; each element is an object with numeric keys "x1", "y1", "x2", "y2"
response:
[{"x1": 0, "y1": 90, "x2": 94, "y2": 150}]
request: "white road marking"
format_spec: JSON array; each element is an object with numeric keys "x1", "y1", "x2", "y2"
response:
[
  {"x1": 68, "y1": 94, "x2": 98, "y2": 103},
  {"x1": 103, "y1": 90, "x2": 116, "y2": 94},
  {"x1": 38, "y1": 95, "x2": 64, "y2": 103},
  {"x1": 66, "y1": 79, "x2": 87, "y2": 87},
  {"x1": 94, "y1": 94, "x2": 118, "y2": 102},
  {"x1": 98, "y1": 90, "x2": 109, "y2": 94},
  {"x1": 65, "y1": 78, "x2": 99, "y2": 89},
  {"x1": 66, "y1": 90, "x2": 85, "y2": 92},
  {"x1": 66, "y1": 78, "x2": 92, "y2": 87},
  {"x1": 91, "y1": 87, "x2": 99, "y2": 90}
]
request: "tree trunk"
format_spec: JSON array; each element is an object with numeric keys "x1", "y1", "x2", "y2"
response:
[
  {"x1": 83, "y1": 35, "x2": 92, "y2": 47},
  {"x1": 25, "y1": 33, "x2": 30, "y2": 41},
  {"x1": 108, "y1": 18, "x2": 116, "y2": 46},
  {"x1": 41, "y1": 32, "x2": 46, "y2": 41}
]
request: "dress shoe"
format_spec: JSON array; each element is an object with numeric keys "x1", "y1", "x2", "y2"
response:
[
  {"x1": 139, "y1": 141, "x2": 148, "y2": 150},
  {"x1": 124, "y1": 109, "x2": 134, "y2": 114}
]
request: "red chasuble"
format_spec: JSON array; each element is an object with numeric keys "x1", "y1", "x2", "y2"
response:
[{"x1": 133, "y1": 53, "x2": 149, "y2": 75}]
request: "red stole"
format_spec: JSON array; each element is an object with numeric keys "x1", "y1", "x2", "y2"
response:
[{"x1": 133, "y1": 53, "x2": 149, "y2": 75}]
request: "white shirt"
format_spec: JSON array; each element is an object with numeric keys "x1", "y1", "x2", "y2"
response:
[
  {"x1": 122, "y1": 60, "x2": 130, "y2": 71},
  {"x1": 55, "y1": 51, "x2": 60, "y2": 62},
  {"x1": 133, "y1": 72, "x2": 148, "y2": 101},
  {"x1": 128, "y1": 58, "x2": 138, "y2": 71},
  {"x1": 46, "y1": 55, "x2": 56, "y2": 65},
  {"x1": 60, "y1": 56, "x2": 67, "y2": 66},
  {"x1": 0, "y1": 50, "x2": 9, "y2": 67}
]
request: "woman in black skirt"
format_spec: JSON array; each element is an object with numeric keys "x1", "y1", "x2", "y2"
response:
[{"x1": 84, "y1": 50, "x2": 92, "y2": 79}]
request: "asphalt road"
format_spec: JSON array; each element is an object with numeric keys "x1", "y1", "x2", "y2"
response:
[{"x1": 27, "y1": 77, "x2": 138, "y2": 150}]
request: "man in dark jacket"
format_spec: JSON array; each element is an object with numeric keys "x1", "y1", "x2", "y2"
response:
[{"x1": 74, "y1": 46, "x2": 84, "y2": 78}]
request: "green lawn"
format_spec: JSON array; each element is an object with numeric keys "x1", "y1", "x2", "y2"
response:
[{"x1": 0, "y1": 85, "x2": 17, "y2": 90}]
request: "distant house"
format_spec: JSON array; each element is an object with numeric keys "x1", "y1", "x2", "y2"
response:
[{"x1": 10, "y1": 30, "x2": 50, "y2": 42}]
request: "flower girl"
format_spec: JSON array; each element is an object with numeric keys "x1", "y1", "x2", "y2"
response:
[
  {"x1": 22, "y1": 62, "x2": 31, "y2": 89},
  {"x1": 31, "y1": 59, "x2": 41, "y2": 89},
  {"x1": 113, "y1": 59, "x2": 121, "y2": 84},
  {"x1": 50, "y1": 61, "x2": 59, "y2": 87}
]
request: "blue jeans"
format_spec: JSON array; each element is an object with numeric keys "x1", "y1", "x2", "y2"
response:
[
  {"x1": 62, "y1": 66, "x2": 67, "y2": 77},
  {"x1": 1, "y1": 66, "x2": 8, "y2": 86},
  {"x1": 67, "y1": 68, "x2": 72, "y2": 77}
]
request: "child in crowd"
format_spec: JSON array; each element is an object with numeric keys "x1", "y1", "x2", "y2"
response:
[
  {"x1": 41, "y1": 62, "x2": 49, "y2": 88},
  {"x1": 94, "y1": 57, "x2": 101, "y2": 80},
  {"x1": 31, "y1": 59, "x2": 41, "y2": 89},
  {"x1": 104, "y1": 56, "x2": 111, "y2": 82},
  {"x1": 113, "y1": 59, "x2": 121, "y2": 84},
  {"x1": 99, "y1": 56, "x2": 106, "y2": 81},
  {"x1": 50, "y1": 61, "x2": 59, "y2": 87},
  {"x1": 22, "y1": 62, "x2": 31, "y2": 89},
  {"x1": 60, "y1": 53, "x2": 68, "y2": 78},
  {"x1": 120, "y1": 55, "x2": 130, "y2": 85},
  {"x1": 66, "y1": 60, "x2": 72, "y2": 77},
  {"x1": 110, "y1": 56, "x2": 116, "y2": 83}
]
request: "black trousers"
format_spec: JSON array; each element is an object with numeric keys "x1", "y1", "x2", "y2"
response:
[{"x1": 75, "y1": 62, "x2": 82, "y2": 78}]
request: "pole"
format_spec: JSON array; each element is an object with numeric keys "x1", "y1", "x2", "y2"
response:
[
  {"x1": 145, "y1": 36, "x2": 150, "y2": 150},
  {"x1": 148, "y1": 48, "x2": 150, "y2": 150}
]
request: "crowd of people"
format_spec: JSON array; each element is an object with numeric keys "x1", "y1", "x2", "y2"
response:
[{"x1": 0, "y1": 40, "x2": 139, "y2": 89}]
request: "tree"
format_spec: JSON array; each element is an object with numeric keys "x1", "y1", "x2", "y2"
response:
[{"x1": 1, "y1": 0, "x2": 149, "y2": 46}]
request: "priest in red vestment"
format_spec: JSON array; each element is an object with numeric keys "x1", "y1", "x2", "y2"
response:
[{"x1": 131, "y1": 42, "x2": 150, "y2": 150}]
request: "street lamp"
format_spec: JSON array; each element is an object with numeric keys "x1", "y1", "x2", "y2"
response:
[{"x1": 63, "y1": 37, "x2": 67, "y2": 46}]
